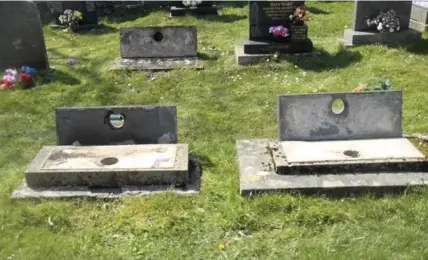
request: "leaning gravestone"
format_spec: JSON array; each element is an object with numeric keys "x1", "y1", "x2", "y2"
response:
[
  {"x1": 0, "y1": 1, "x2": 49, "y2": 70},
  {"x1": 170, "y1": 1, "x2": 218, "y2": 17},
  {"x1": 410, "y1": 1, "x2": 428, "y2": 32},
  {"x1": 11, "y1": 105, "x2": 202, "y2": 199},
  {"x1": 110, "y1": 26, "x2": 203, "y2": 71},
  {"x1": 235, "y1": 1, "x2": 314, "y2": 65},
  {"x1": 340, "y1": 1, "x2": 421, "y2": 46},
  {"x1": 49, "y1": 1, "x2": 98, "y2": 28},
  {"x1": 236, "y1": 90, "x2": 428, "y2": 196}
]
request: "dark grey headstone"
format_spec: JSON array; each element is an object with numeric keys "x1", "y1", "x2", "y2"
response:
[
  {"x1": 120, "y1": 26, "x2": 198, "y2": 58},
  {"x1": 353, "y1": 1, "x2": 412, "y2": 31},
  {"x1": 249, "y1": 1, "x2": 305, "y2": 42},
  {"x1": 0, "y1": 1, "x2": 49, "y2": 70},
  {"x1": 51, "y1": 1, "x2": 98, "y2": 26},
  {"x1": 56, "y1": 106, "x2": 178, "y2": 145},
  {"x1": 277, "y1": 91, "x2": 403, "y2": 141}
]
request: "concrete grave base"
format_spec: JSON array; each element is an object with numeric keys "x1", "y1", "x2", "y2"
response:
[
  {"x1": 110, "y1": 57, "x2": 203, "y2": 71},
  {"x1": 170, "y1": 6, "x2": 218, "y2": 17},
  {"x1": 11, "y1": 148, "x2": 202, "y2": 200},
  {"x1": 339, "y1": 28, "x2": 422, "y2": 47},
  {"x1": 237, "y1": 139, "x2": 428, "y2": 196},
  {"x1": 235, "y1": 45, "x2": 320, "y2": 66}
]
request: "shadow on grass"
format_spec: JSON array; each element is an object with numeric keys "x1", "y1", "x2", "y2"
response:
[
  {"x1": 307, "y1": 6, "x2": 330, "y2": 15},
  {"x1": 195, "y1": 14, "x2": 247, "y2": 23},
  {"x1": 198, "y1": 53, "x2": 218, "y2": 61},
  {"x1": 285, "y1": 48, "x2": 362, "y2": 72},
  {"x1": 74, "y1": 24, "x2": 118, "y2": 35},
  {"x1": 37, "y1": 68, "x2": 81, "y2": 86},
  {"x1": 100, "y1": 5, "x2": 165, "y2": 23},
  {"x1": 405, "y1": 38, "x2": 428, "y2": 55}
]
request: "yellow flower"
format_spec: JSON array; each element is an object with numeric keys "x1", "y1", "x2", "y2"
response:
[{"x1": 218, "y1": 243, "x2": 225, "y2": 250}]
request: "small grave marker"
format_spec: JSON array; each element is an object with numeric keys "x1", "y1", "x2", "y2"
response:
[{"x1": 111, "y1": 26, "x2": 203, "y2": 71}]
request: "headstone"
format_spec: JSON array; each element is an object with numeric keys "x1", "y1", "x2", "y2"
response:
[
  {"x1": 0, "y1": 1, "x2": 49, "y2": 70},
  {"x1": 410, "y1": 1, "x2": 428, "y2": 32},
  {"x1": 235, "y1": 1, "x2": 314, "y2": 65},
  {"x1": 11, "y1": 105, "x2": 202, "y2": 199},
  {"x1": 50, "y1": 1, "x2": 98, "y2": 27},
  {"x1": 236, "y1": 90, "x2": 428, "y2": 196},
  {"x1": 56, "y1": 106, "x2": 178, "y2": 145},
  {"x1": 341, "y1": 1, "x2": 421, "y2": 46},
  {"x1": 111, "y1": 26, "x2": 203, "y2": 71},
  {"x1": 170, "y1": 1, "x2": 218, "y2": 17}
]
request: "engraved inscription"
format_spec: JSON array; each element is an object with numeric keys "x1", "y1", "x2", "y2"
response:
[{"x1": 262, "y1": 2, "x2": 295, "y2": 20}]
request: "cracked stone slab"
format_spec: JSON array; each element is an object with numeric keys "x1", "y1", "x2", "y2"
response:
[
  {"x1": 278, "y1": 91, "x2": 403, "y2": 141},
  {"x1": 56, "y1": 106, "x2": 177, "y2": 145},
  {"x1": 237, "y1": 139, "x2": 428, "y2": 196},
  {"x1": 110, "y1": 57, "x2": 203, "y2": 71}
]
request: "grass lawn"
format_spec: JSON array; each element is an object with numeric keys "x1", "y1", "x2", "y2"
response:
[{"x1": 2, "y1": 2, "x2": 428, "y2": 259}]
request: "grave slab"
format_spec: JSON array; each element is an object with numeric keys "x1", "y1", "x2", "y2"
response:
[
  {"x1": 110, "y1": 57, "x2": 203, "y2": 71},
  {"x1": 237, "y1": 91, "x2": 428, "y2": 196},
  {"x1": 237, "y1": 139, "x2": 428, "y2": 196},
  {"x1": 25, "y1": 144, "x2": 188, "y2": 188}
]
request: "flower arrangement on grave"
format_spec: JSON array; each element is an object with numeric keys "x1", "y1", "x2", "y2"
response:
[
  {"x1": 269, "y1": 26, "x2": 289, "y2": 38},
  {"x1": 0, "y1": 66, "x2": 37, "y2": 90},
  {"x1": 58, "y1": 9, "x2": 83, "y2": 32},
  {"x1": 289, "y1": 5, "x2": 309, "y2": 26},
  {"x1": 182, "y1": 0, "x2": 203, "y2": 7},
  {"x1": 366, "y1": 10, "x2": 400, "y2": 33}
]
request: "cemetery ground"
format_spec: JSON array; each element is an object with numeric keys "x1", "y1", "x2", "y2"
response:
[{"x1": 1, "y1": 2, "x2": 428, "y2": 259}]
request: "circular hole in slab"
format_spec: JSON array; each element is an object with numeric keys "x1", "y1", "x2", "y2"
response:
[
  {"x1": 331, "y1": 98, "x2": 345, "y2": 115},
  {"x1": 343, "y1": 150, "x2": 360, "y2": 158},
  {"x1": 153, "y1": 31, "x2": 164, "y2": 42},
  {"x1": 101, "y1": 157, "x2": 119, "y2": 165},
  {"x1": 109, "y1": 113, "x2": 125, "y2": 129}
]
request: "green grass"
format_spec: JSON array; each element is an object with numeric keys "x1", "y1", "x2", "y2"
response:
[{"x1": 2, "y1": 2, "x2": 428, "y2": 259}]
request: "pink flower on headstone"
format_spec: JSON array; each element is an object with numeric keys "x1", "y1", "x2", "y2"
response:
[{"x1": 269, "y1": 26, "x2": 289, "y2": 38}]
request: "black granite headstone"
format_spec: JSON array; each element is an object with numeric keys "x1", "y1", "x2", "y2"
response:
[
  {"x1": 170, "y1": 1, "x2": 218, "y2": 16},
  {"x1": 0, "y1": 1, "x2": 49, "y2": 70},
  {"x1": 353, "y1": 1, "x2": 412, "y2": 31},
  {"x1": 249, "y1": 1, "x2": 304, "y2": 42}
]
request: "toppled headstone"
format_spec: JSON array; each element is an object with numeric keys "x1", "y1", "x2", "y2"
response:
[
  {"x1": 12, "y1": 105, "x2": 201, "y2": 200},
  {"x1": 340, "y1": 1, "x2": 421, "y2": 46},
  {"x1": 110, "y1": 26, "x2": 203, "y2": 71},
  {"x1": 235, "y1": 1, "x2": 315, "y2": 65},
  {"x1": 0, "y1": 1, "x2": 49, "y2": 70},
  {"x1": 237, "y1": 91, "x2": 428, "y2": 196}
]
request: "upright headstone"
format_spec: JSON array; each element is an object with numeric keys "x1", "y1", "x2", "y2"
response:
[
  {"x1": 50, "y1": 1, "x2": 98, "y2": 27},
  {"x1": 235, "y1": 1, "x2": 314, "y2": 65},
  {"x1": 170, "y1": 1, "x2": 218, "y2": 17},
  {"x1": 410, "y1": 1, "x2": 428, "y2": 32},
  {"x1": 0, "y1": 1, "x2": 49, "y2": 70},
  {"x1": 110, "y1": 26, "x2": 203, "y2": 71},
  {"x1": 341, "y1": 1, "x2": 421, "y2": 46}
]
